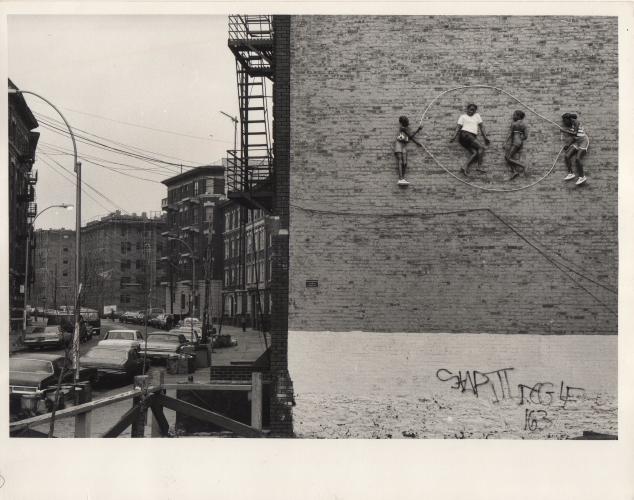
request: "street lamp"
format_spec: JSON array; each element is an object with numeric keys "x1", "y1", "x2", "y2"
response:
[
  {"x1": 168, "y1": 236, "x2": 196, "y2": 342},
  {"x1": 219, "y1": 111, "x2": 238, "y2": 154},
  {"x1": 9, "y1": 87, "x2": 83, "y2": 384},
  {"x1": 23, "y1": 204, "x2": 74, "y2": 335}
]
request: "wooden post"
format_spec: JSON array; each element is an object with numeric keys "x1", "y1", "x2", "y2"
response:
[
  {"x1": 131, "y1": 375, "x2": 149, "y2": 438},
  {"x1": 74, "y1": 382, "x2": 92, "y2": 438},
  {"x1": 151, "y1": 371, "x2": 165, "y2": 437},
  {"x1": 250, "y1": 372, "x2": 263, "y2": 431}
]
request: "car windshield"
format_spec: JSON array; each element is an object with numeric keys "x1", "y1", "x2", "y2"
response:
[
  {"x1": 108, "y1": 331, "x2": 137, "y2": 340},
  {"x1": 44, "y1": 327, "x2": 60, "y2": 333},
  {"x1": 147, "y1": 334, "x2": 180, "y2": 343},
  {"x1": 83, "y1": 348, "x2": 128, "y2": 362},
  {"x1": 29, "y1": 327, "x2": 45, "y2": 334},
  {"x1": 10, "y1": 358, "x2": 54, "y2": 374}
]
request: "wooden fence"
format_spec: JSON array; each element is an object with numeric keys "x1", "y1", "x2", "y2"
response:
[{"x1": 9, "y1": 372, "x2": 265, "y2": 438}]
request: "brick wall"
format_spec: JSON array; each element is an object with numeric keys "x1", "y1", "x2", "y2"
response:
[{"x1": 289, "y1": 16, "x2": 618, "y2": 334}]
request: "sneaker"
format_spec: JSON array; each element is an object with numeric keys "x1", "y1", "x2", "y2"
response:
[
  {"x1": 397, "y1": 178, "x2": 410, "y2": 186},
  {"x1": 460, "y1": 167, "x2": 470, "y2": 177},
  {"x1": 508, "y1": 172, "x2": 519, "y2": 181},
  {"x1": 564, "y1": 173, "x2": 576, "y2": 181},
  {"x1": 575, "y1": 176, "x2": 587, "y2": 185},
  {"x1": 475, "y1": 168, "x2": 487, "y2": 173}
]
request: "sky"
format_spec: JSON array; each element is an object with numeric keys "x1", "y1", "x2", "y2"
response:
[{"x1": 8, "y1": 15, "x2": 237, "y2": 229}]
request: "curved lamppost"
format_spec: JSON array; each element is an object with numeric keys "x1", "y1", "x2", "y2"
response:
[
  {"x1": 9, "y1": 87, "x2": 82, "y2": 382},
  {"x1": 168, "y1": 236, "x2": 196, "y2": 342},
  {"x1": 23, "y1": 204, "x2": 74, "y2": 334}
]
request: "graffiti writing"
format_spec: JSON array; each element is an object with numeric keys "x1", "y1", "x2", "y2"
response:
[
  {"x1": 524, "y1": 409, "x2": 553, "y2": 431},
  {"x1": 436, "y1": 368, "x2": 585, "y2": 409}
]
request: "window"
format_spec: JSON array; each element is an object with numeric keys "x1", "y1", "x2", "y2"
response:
[
  {"x1": 63, "y1": 247, "x2": 68, "y2": 252},
  {"x1": 137, "y1": 242, "x2": 142, "y2": 250},
  {"x1": 62, "y1": 271, "x2": 68, "y2": 277},
  {"x1": 63, "y1": 259, "x2": 68, "y2": 265},
  {"x1": 63, "y1": 235, "x2": 69, "y2": 239},
  {"x1": 120, "y1": 294, "x2": 130, "y2": 304},
  {"x1": 193, "y1": 181, "x2": 199, "y2": 197},
  {"x1": 180, "y1": 293, "x2": 186, "y2": 310}
]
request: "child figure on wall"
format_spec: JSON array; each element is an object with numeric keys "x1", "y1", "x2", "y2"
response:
[
  {"x1": 504, "y1": 110, "x2": 529, "y2": 180},
  {"x1": 393, "y1": 115, "x2": 422, "y2": 186},
  {"x1": 450, "y1": 103, "x2": 490, "y2": 177},
  {"x1": 561, "y1": 112, "x2": 589, "y2": 186}
]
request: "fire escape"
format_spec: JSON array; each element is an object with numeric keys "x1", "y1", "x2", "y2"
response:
[{"x1": 227, "y1": 15, "x2": 274, "y2": 212}]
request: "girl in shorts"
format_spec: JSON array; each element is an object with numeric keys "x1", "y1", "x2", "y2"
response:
[
  {"x1": 450, "y1": 103, "x2": 491, "y2": 177},
  {"x1": 393, "y1": 115, "x2": 422, "y2": 185},
  {"x1": 561, "y1": 112, "x2": 589, "y2": 185},
  {"x1": 504, "y1": 110, "x2": 528, "y2": 180}
]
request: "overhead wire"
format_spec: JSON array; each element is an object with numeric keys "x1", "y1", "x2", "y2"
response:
[
  {"x1": 39, "y1": 153, "x2": 129, "y2": 213},
  {"x1": 38, "y1": 155, "x2": 116, "y2": 213},
  {"x1": 35, "y1": 117, "x2": 191, "y2": 171},
  {"x1": 34, "y1": 110, "x2": 202, "y2": 168},
  {"x1": 59, "y1": 105, "x2": 233, "y2": 144}
]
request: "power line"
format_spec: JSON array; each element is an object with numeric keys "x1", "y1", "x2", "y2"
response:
[
  {"x1": 38, "y1": 155, "x2": 116, "y2": 214},
  {"x1": 36, "y1": 118, "x2": 193, "y2": 170},
  {"x1": 34, "y1": 110, "x2": 202, "y2": 167},
  {"x1": 60, "y1": 105, "x2": 233, "y2": 144},
  {"x1": 39, "y1": 153, "x2": 129, "y2": 213},
  {"x1": 39, "y1": 142, "x2": 172, "y2": 176}
]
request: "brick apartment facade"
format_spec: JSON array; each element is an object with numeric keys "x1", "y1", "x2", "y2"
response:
[
  {"x1": 8, "y1": 79, "x2": 39, "y2": 330},
  {"x1": 161, "y1": 166, "x2": 225, "y2": 322},
  {"x1": 287, "y1": 16, "x2": 618, "y2": 335},
  {"x1": 220, "y1": 201, "x2": 272, "y2": 329},
  {"x1": 81, "y1": 211, "x2": 166, "y2": 314},
  {"x1": 31, "y1": 229, "x2": 76, "y2": 311}
]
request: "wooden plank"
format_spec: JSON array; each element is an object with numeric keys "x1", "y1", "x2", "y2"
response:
[
  {"x1": 154, "y1": 393, "x2": 263, "y2": 438},
  {"x1": 102, "y1": 405, "x2": 141, "y2": 438},
  {"x1": 74, "y1": 382, "x2": 92, "y2": 438},
  {"x1": 149, "y1": 398, "x2": 170, "y2": 437},
  {"x1": 161, "y1": 383, "x2": 252, "y2": 392},
  {"x1": 251, "y1": 372, "x2": 263, "y2": 431},
  {"x1": 9, "y1": 388, "x2": 151, "y2": 432},
  {"x1": 151, "y1": 372, "x2": 167, "y2": 437},
  {"x1": 131, "y1": 375, "x2": 150, "y2": 438}
]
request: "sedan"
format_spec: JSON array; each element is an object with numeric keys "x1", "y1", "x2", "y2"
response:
[
  {"x1": 9, "y1": 353, "x2": 96, "y2": 419},
  {"x1": 80, "y1": 343, "x2": 147, "y2": 381},
  {"x1": 142, "y1": 331, "x2": 197, "y2": 361},
  {"x1": 23, "y1": 325, "x2": 72, "y2": 349}
]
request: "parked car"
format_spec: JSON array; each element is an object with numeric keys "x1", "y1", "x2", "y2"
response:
[
  {"x1": 45, "y1": 312, "x2": 90, "y2": 342},
  {"x1": 80, "y1": 343, "x2": 148, "y2": 381},
  {"x1": 142, "y1": 330, "x2": 198, "y2": 361},
  {"x1": 81, "y1": 308, "x2": 101, "y2": 337},
  {"x1": 179, "y1": 317, "x2": 201, "y2": 328},
  {"x1": 119, "y1": 311, "x2": 138, "y2": 323},
  {"x1": 150, "y1": 313, "x2": 174, "y2": 330},
  {"x1": 103, "y1": 329, "x2": 144, "y2": 343},
  {"x1": 170, "y1": 326, "x2": 202, "y2": 345},
  {"x1": 23, "y1": 325, "x2": 72, "y2": 349},
  {"x1": 9, "y1": 353, "x2": 97, "y2": 419}
]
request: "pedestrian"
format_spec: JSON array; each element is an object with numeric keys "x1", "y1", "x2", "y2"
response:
[
  {"x1": 561, "y1": 112, "x2": 589, "y2": 185},
  {"x1": 241, "y1": 315, "x2": 247, "y2": 332},
  {"x1": 504, "y1": 110, "x2": 528, "y2": 180},
  {"x1": 450, "y1": 103, "x2": 491, "y2": 176},
  {"x1": 393, "y1": 115, "x2": 422, "y2": 186}
]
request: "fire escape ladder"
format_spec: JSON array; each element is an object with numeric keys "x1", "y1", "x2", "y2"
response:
[{"x1": 227, "y1": 15, "x2": 274, "y2": 212}]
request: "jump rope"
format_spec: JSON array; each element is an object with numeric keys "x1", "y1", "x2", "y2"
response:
[{"x1": 415, "y1": 85, "x2": 589, "y2": 193}]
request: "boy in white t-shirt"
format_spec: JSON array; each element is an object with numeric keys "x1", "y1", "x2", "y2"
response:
[{"x1": 450, "y1": 103, "x2": 490, "y2": 177}]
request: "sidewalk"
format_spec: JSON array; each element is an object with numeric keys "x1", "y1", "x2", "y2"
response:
[{"x1": 210, "y1": 325, "x2": 270, "y2": 366}]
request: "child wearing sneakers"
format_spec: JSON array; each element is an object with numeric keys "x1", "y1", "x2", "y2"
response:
[
  {"x1": 561, "y1": 112, "x2": 589, "y2": 186},
  {"x1": 393, "y1": 115, "x2": 422, "y2": 186}
]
